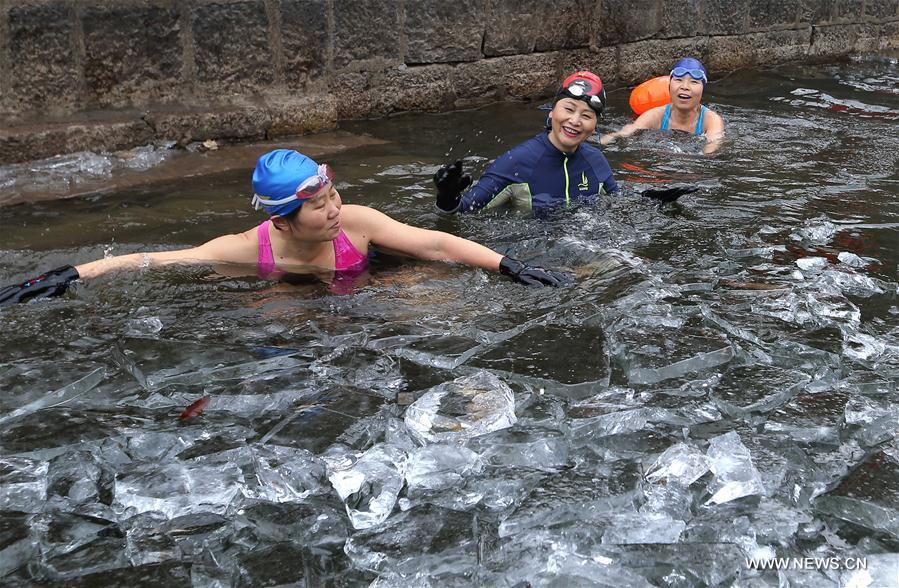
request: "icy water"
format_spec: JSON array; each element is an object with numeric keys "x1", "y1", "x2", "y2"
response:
[{"x1": 1, "y1": 54, "x2": 898, "y2": 586}]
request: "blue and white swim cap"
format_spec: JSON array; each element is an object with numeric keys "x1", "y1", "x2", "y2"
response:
[
  {"x1": 670, "y1": 57, "x2": 708, "y2": 84},
  {"x1": 251, "y1": 149, "x2": 321, "y2": 216}
]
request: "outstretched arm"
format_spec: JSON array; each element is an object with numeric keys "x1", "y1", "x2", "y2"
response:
[
  {"x1": 600, "y1": 108, "x2": 664, "y2": 145},
  {"x1": 75, "y1": 234, "x2": 252, "y2": 279},
  {"x1": 351, "y1": 206, "x2": 569, "y2": 286},
  {"x1": 1, "y1": 233, "x2": 254, "y2": 306}
]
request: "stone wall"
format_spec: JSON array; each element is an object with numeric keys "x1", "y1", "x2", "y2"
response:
[{"x1": 1, "y1": 0, "x2": 897, "y2": 164}]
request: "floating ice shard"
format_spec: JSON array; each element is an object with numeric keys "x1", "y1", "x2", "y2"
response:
[
  {"x1": 837, "y1": 251, "x2": 866, "y2": 267},
  {"x1": 405, "y1": 444, "x2": 482, "y2": 493},
  {"x1": 796, "y1": 257, "x2": 829, "y2": 272},
  {"x1": 327, "y1": 443, "x2": 407, "y2": 530},
  {"x1": 629, "y1": 346, "x2": 734, "y2": 385},
  {"x1": 125, "y1": 317, "x2": 164, "y2": 337},
  {"x1": 601, "y1": 512, "x2": 687, "y2": 544},
  {"x1": 248, "y1": 445, "x2": 329, "y2": 503},
  {"x1": 791, "y1": 217, "x2": 839, "y2": 244},
  {"x1": 113, "y1": 462, "x2": 245, "y2": 518},
  {"x1": 0, "y1": 457, "x2": 48, "y2": 512},
  {"x1": 645, "y1": 443, "x2": 709, "y2": 486},
  {"x1": 705, "y1": 432, "x2": 765, "y2": 505},
  {"x1": 404, "y1": 372, "x2": 517, "y2": 444},
  {"x1": 470, "y1": 428, "x2": 570, "y2": 471}
]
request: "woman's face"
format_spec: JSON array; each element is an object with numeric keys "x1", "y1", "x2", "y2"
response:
[
  {"x1": 291, "y1": 182, "x2": 342, "y2": 240},
  {"x1": 669, "y1": 75, "x2": 704, "y2": 110},
  {"x1": 548, "y1": 98, "x2": 598, "y2": 152}
]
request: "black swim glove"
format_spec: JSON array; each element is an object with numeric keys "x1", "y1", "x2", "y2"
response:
[
  {"x1": 499, "y1": 256, "x2": 572, "y2": 288},
  {"x1": 0, "y1": 265, "x2": 80, "y2": 307},
  {"x1": 641, "y1": 184, "x2": 700, "y2": 204},
  {"x1": 434, "y1": 160, "x2": 472, "y2": 213}
]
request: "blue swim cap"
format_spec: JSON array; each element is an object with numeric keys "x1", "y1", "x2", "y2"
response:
[
  {"x1": 251, "y1": 149, "x2": 320, "y2": 216},
  {"x1": 670, "y1": 57, "x2": 708, "y2": 84}
]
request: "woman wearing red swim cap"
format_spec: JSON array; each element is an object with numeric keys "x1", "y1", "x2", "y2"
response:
[
  {"x1": 601, "y1": 57, "x2": 725, "y2": 154},
  {"x1": 434, "y1": 70, "x2": 619, "y2": 215},
  {"x1": 0, "y1": 150, "x2": 571, "y2": 306}
]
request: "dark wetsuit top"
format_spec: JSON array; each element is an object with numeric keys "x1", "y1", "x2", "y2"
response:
[{"x1": 457, "y1": 132, "x2": 618, "y2": 214}]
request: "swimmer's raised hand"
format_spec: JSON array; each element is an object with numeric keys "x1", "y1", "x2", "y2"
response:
[
  {"x1": 434, "y1": 160, "x2": 472, "y2": 213},
  {"x1": 0, "y1": 265, "x2": 80, "y2": 307},
  {"x1": 500, "y1": 256, "x2": 572, "y2": 288}
]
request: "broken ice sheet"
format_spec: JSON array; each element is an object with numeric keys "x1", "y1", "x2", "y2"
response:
[
  {"x1": 705, "y1": 431, "x2": 765, "y2": 505},
  {"x1": 467, "y1": 427, "x2": 570, "y2": 472},
  {"x1": 247, "y1": 445, "x2": 329, "y2": 503},
  {"x1": 645, "y1": 443, "x2": 709, "y2": 486},
  {"x1": 327, "y1": 443, "x2": 407, "y2": 530},
  {"x1": 404, "y1": 371, "x2": 516, "y2": 444},
  {"x1": 601, "y1": 512, "x2": 687, "y2": 544},
  {"x1": 0, "y1": 457, "x2": 48, "y2": 511},
  {"x1": 113, "y1": 462, "x2": 245, "y2": 519},
  {"x1": 405, "y1": 444, "x2": 482, "y2": 493}
]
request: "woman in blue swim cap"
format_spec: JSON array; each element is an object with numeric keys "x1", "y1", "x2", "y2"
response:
[
  {"x1": 602, "y1": 57, "x2": 725, "y2": 154},
  {"x1": 0, "y1": 149, "x2": 571, "y2": 306}
]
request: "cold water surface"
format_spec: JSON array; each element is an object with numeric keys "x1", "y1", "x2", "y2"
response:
[{"x1": 0, "y1": 54, "x2": 897, "y2": 586}]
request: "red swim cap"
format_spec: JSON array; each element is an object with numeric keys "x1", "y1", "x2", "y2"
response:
[{"x1": 557, "y1": 71, "x2": 606, "y2": 115}]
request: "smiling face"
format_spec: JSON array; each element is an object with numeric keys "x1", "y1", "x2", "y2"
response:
[
  {"x1": 547, "y1": 98, "x2": 598, "y2": 153},
  {"x1": 669, "y1": 75, "x2": 704, "y2": 111}
]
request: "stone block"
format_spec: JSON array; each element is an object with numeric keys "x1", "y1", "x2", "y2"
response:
[
  {"x1": 617, "y1": 38, "x2": 708, "y2": 85},
  {"x1": 332, "y1": 71, "x2": 376, "y2": 119},
  {"x1": 808, "y1": 22, "x2": 861, "y2": 55},
  {"x1": 597, "y1": 0, "x2": 663, "y2": 46},
  {"x1": 280, "y1": 0, "x2": 328, "y2": 88},
  {"x1": 0, "y1": 119, "x2": 154, "y2": 166},
  {"x1": 82, "y1": 4, "x2": 183, "y2": 108},
  {"x1": 558, "y1": 47, "x2": 619, "y2": 88},
  {"x1": 372, "y1": 64, "x2": 457, "y2": 114},
  {"x1": 713, "y1": 28, "x2": 809, "y2": 68},
  {"x1": 406, "y1": 0, "x2": 486, "y2": 64},
  {"x1": 799, "y1": 0, "x2": 834, "y2": 24},
  {"x1": 700, "y1": 0, "x2": 750, "y2": 35},
  {"x1": 864, "y1": 0, "x2": 899, "y2": 19},
  {"x1": 145, "y1": 106, "x2": 271, "y2": 146},
  {"x1": 659, "y1": 0, "x2": 702, "y2": 39},
  {"x1": 192, "y1": 1, "x2": 274, "y2": 95},
  {"x1": 452, "y1": 54, "x2": 562, "y2": 107},
  {"x1": 831, "y1": 0, "x2": 865, "y2": 22},
  {"x1": 747, "y1": 0, "x2": 801, "y2": 30},
  {"x1": 334, "y1": 0, "x2": 402, "y2": 68},
  {"x1": 266, "y1": 94, "x2": 338, "y2": 137},
  {"x1": 484, "y1": 0, "x2": 591, "y2": 56},
  {"x1": 8, "y1": 2, "x2": 80, "y2": 115}
]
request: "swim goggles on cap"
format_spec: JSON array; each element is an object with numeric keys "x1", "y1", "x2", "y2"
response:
[
  {"x1": 252, "y1": 163, "x2": 334, "y2": 211},
  {"x1": 560, "y1": 82, "x2": 605, "y2": 112},
  {"x1": 670, "y1": 66, "x2": 708, "y2": 83}
]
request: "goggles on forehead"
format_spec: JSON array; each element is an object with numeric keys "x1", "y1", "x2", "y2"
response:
[
  {"x1": 670, "y1": 66, "x2": 707, "y2": 83},
  {"x1": 251, "y1": 163, "x2": 333, "y2": 211},
  {"x1": 560, "y1": 83, "x2": 605, "y2": 113}
]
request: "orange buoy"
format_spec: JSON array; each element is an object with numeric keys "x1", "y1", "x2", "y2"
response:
[{"x1": 629, "y1": 76, "x2": 671, "y2": 116}]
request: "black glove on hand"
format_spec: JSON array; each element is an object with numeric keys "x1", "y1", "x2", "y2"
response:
[
  {"x1": 433, "y1": 160, "x2": 472, "y2": 213},
  {"x1": 0, "y1": 265, "x2": 80, "y2": 307},
  {"x1": 641, "y1": 184, "x2": 700, "y2": 204},
  {"x1": 499, "y1": 256, "x2": 572, "y2": 288}
]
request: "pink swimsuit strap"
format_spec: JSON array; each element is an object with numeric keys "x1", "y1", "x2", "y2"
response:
[{"x1": 256, "y1": 220, "x2": 367, "y2": 279}]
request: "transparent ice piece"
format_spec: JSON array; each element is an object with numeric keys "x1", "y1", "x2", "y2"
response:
[
  {"x1": 405, "y1": 444, "x2": 482, "y2": 493},
  {"x1": 602, "y1": 512, "x2": 687, "y2": 544},
  {"x1": 248, "y1": 445, "x2": 329, "y2": 503},
  {"x1": 0, "y1": 457, "x2": 48, "y2": 511},
  {"x1": 837, "y1": 251, "x2": 866, "y2": 267},
  {"x1": 629, "y1": 346, "x2": 734, "y2": 385},
  {"x1": 796, "y1": 257, "x2": 829, "y2": 271},
  {"x1": 791, "y1": 217, "x2": 839, "y2": 244},
  {"x1": 125, "y1": 317, "x2": 164, "y2": 337},
  {"x1": 124, "y1": 512, "x2": 181, "y2": 566},
  {"x1": 645, "y1": 443, "x2": 709, "y2": 486},
  {"x1": 705, "y1": 431, "x2": 765, "y2": 505},
  {"x1": 471, "y1": 428, "x2": 570, "y2": 471},
  {"x1": 0, "y1": 513, "x2": 35, "y2": 578},
  {"x1": 328, "y1": 443, "x2": 407, "y2": 530},
  {"x1": 404, "y1": 372, "x2": 517, "y2": 444},
  {"x1": 113, "y1": 462, "x2": 245, "y2": 518},
  {"x1": 0, "y1": 367, "x2": 105, "y2": 426}
]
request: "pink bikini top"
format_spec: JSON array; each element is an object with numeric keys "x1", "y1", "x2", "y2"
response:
[{"x1": 256, "y1": 219, "x2": 368, "y2": 279}]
